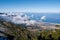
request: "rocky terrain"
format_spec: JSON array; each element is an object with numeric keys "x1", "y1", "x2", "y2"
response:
[
  {"x1": 0, "y1": 19, "x2": 37, "y2": 40},
  {"x1": 0, "y1": 13, "x2": 60, "y2": 40}
]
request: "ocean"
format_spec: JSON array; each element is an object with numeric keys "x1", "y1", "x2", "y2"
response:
[{"x1": 25, "y1": 13, "x2": 60, "y2": 24}]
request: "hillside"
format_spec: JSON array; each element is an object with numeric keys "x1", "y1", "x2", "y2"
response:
[
  {"x1": 0, "y1": 13, "x2": 60, "y2": 40},
  {"x1": 0, "y1": 20, "x2": 37, "y2": 40}
]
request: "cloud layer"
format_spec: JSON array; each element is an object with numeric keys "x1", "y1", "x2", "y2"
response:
[{"x1": 0, "y1": 13, "x2": 47, "y2": 26}]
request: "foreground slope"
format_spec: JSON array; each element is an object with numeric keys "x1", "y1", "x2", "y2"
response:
[{"x1": 0, "y1": 20, "x2": 37, "y2": 40}]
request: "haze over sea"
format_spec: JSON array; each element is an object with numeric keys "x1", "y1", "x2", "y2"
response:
[{"x1": 24, "y1": 13, "x2": 60, "y2": 24}]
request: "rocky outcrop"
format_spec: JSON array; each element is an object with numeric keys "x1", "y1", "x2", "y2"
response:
[{"x1": 0, "y1": 20, "x2": 37, "y2": 40}]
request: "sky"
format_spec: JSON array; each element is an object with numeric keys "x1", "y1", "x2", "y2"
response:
[{"x1": 0, "y1": 0, "x2": 60, "y2": 13}]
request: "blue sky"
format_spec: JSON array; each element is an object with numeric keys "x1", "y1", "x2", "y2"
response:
[{"x1": 0, "y1": 0, "x2": 60, "y2": 13}]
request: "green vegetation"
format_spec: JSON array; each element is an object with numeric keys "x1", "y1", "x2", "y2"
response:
[
  {"x1": 0, "y1": 20, "x2": 60, "y2": 40},
  {"x1": 37, "y1": 30, "x2": 60, "y2": 40}
]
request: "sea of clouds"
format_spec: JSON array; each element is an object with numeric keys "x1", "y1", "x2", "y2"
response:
[{"x1": 0, "y1": 12, "x2": 46, "y2": 26}]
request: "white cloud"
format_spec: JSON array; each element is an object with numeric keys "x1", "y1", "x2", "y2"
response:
[
  {"x1": 31, "y1": 14, "x2": 34, "y2": 18},
  {"x1": 40, "y1": 16, "x2": 46, "y2": 21},
  {"x1": 0, "y1": 13, "x2": 47, "y2": 26}
]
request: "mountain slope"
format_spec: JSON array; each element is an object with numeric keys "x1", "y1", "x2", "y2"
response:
[{"x1": 0, "y1": 20, "x2": 37, "y2": 40}]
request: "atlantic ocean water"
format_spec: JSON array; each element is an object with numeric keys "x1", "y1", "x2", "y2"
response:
[{"x1": 25, "y1": 13, "x2": 60, "y2": 24}]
